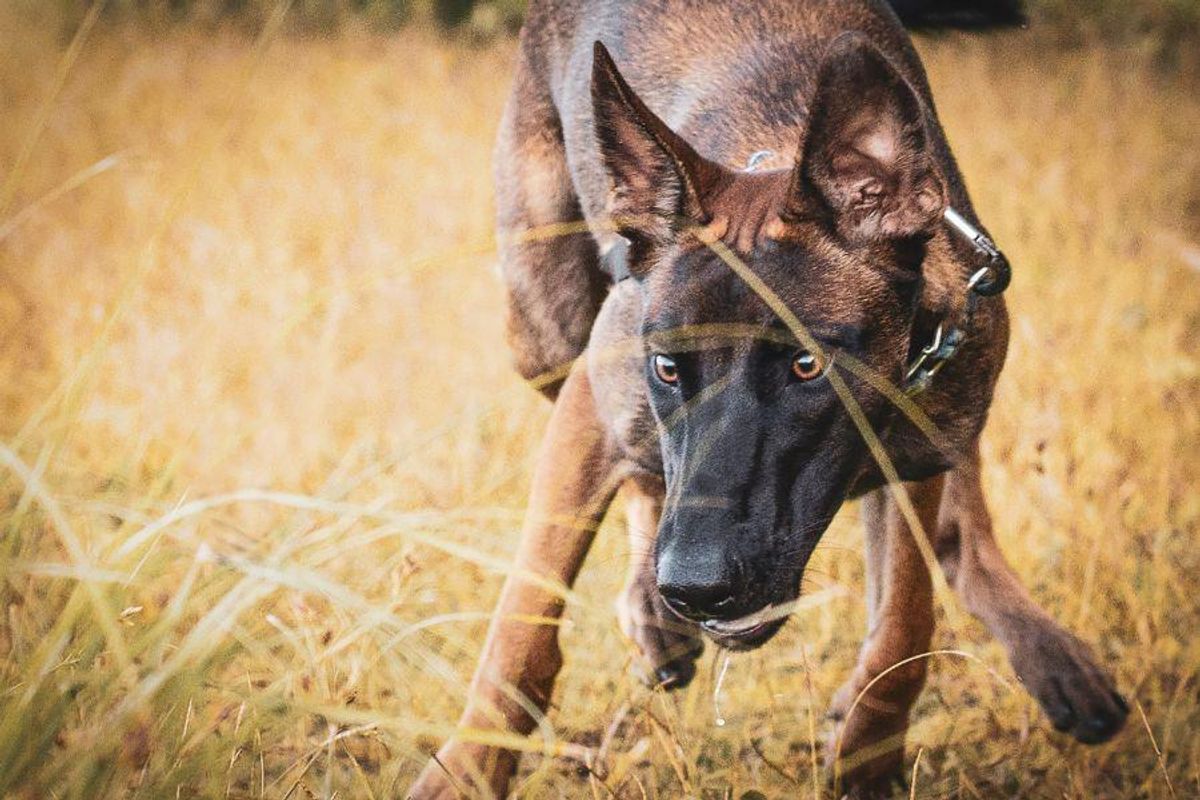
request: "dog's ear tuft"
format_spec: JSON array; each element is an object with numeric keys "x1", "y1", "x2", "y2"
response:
[
  {"x1": 591, "y1": 41, "x2": 718, "y2": 268},
  {"x1": 787, "y1": 35, "x2": 946, "y2": 245}
]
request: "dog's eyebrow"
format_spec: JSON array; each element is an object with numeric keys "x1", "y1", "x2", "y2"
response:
[
  {"x1": 783, "y1": 321, "x2": 864, "y2": 349},
  {"x1": 643, "y1": 321, "x2": 864, "y2": 350}
]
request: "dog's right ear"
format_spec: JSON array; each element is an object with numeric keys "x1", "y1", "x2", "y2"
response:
[{"x1": 591, "y1": 41, "x2": 718, "y2": 268}]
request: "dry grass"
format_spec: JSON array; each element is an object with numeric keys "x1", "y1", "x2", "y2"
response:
[{"x1": 1, "y1": 5, "x2": 1198, "y2": 798}]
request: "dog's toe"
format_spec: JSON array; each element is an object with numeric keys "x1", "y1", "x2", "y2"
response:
[
  {"x1": 635, "y1": 636, "x2": 702, "y2": 689},
  {"x1": 1066, "y1": 684, "x2": 1128, "y2": 745},
  {"x1": 1051, "y1": 663, "x2": 1127, "y2": 745},
  {"x1": 655, "y1": 655, "x2": 698, "y2": 689}
]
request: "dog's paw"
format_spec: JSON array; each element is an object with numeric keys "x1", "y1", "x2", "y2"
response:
[
  {"x1": 408, "y1": 741, "x2": 516, "y2": 800},
  {"x1": 838, "y1": 772, "x2": 907, "y2": 800},
  {"x1": 827, "y1": 740, "x2": 906, "y2": 800},
  {"x1": 616, "y1": 579, "x2": 703, "y2": 690},
  {"x1": 1012, "y1": 621, "x2": 1129, "y2": 745},
  {"x1": 824, "y1": 691, "x2": 910, "y2": 800}
]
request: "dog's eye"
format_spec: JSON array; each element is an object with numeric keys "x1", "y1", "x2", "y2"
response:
[
  {"x1": 791, "y1": 350, "x2": 825, "y2": 382},
  {"x1": 652, "y1": 354, "x2": 679, "y2": 385}
]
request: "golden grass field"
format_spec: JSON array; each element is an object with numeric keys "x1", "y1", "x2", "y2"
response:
[{"x1": 1, "y1": 4, "x2": 1198, "y2": 798}]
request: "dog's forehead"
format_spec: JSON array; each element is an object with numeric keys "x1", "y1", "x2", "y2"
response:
[
  {"x1": 702, "y1": 169, "x2": 792, "y2": 255},
  {"x1": 643, "y1": 231, "x2": 881, "y2": 333},
  {"x1": 637, "y1": 165, "x2": 897, "y2": 329}
]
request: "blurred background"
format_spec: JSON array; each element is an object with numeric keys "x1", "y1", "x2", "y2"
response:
[{"x1": 1, "y1": 1, "x2": 1197, "y2": 797}]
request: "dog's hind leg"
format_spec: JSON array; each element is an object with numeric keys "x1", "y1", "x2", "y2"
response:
[
  {"x1": 409, "y1": 363, "x2": 625, "y2": 799},
  {"x1": 615, "y1": 474, "x2": 703, "y2": 689},
  {"x1": 933, "y1": 443, "x2": 1129, "y2": 744},
  {"x1": 828, "y1": 477, "x2": 941, "y2": 800},
  {"x1": 493, "y1": 48, "x2": 609, "y2": 400}
]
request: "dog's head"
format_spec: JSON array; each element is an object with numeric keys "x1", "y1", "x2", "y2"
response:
[{"x1": 592, "y1": 37, "x2": 949, "y2": 648}]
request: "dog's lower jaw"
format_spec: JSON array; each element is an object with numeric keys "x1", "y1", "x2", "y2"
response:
[{"x1": 703, "y1": 615, "x2": 790, "y2": 652}]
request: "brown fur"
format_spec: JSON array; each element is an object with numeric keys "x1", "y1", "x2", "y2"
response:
[{"x1": 410, "y1": 2, "x2": 1125, "y2": 797}]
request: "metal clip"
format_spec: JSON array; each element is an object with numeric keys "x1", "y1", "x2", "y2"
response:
[
  {"x1": 904, "y1": 324, "x2": 965, "y2": 396},
  {"x1": 905, "y1": 323, "x2": 944, "y2": 384}
]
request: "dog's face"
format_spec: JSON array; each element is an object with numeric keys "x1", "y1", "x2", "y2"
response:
[{"x1": 592, "y1": 37, "x2": 948, "y2": 648}]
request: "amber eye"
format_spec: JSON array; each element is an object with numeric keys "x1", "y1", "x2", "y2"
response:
[
  {"x1": 792, "y1": 350, "x2": 825, "y2": 381},
  {"x1": 653, "y1": 354, "x2": 679, "y2": 385}
]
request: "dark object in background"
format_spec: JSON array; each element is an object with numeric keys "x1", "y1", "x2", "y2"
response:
[
  {"x1": 60, "y1": 1, "x2": 1200, "y2": 57},
  {"x1": 432, "y1": 0, "x2": 475, "y2": 27},
  {"x1": 887, "y1": 0, "x2": 1026, "y2": 29}
]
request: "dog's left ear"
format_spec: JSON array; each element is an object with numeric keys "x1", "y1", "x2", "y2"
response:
[
  {"x1": 788, "y1": 35, "x2": 946, "y2": 244},
  {"x1": 591, "y1": 41, "x2": 721, "y2": 267}
]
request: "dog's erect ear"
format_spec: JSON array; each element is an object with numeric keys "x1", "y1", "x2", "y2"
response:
[
  {"x1": 592, "y1": 41, "x2": 718, "y2": 262},
  {"x1": 788, "y1": 35, "x2": 946, "y2": 244}
]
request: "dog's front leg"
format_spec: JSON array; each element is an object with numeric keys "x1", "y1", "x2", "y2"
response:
[
  {"x1": 409, "y1": 363, "x2": 624, "y2": 799},
  {"x1": 615, "y1": 474, "x2": 703, "y2": 689},
  {"x1": 934, "y1": 444, "x2": 1128, "y2": 745},
  {"x1": 828, "y1": 477, "x2": 941, "y2": 800}
]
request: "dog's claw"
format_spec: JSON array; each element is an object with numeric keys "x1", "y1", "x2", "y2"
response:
[
  {"x1": 632, "y1": 638, "x2": 703, "y2": 689},
  {"x1": 632, "y1": 650, "x2": 700, "y2": 690}
]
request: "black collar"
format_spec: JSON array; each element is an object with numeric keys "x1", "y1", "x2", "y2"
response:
[{"x1": 902, "y1": 206, "x2": 1011, "y2": 396}]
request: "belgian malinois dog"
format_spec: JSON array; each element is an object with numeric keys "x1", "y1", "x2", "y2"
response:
[{"x1": 411, "y1": 0, "x2": 1128, "y2": 796}]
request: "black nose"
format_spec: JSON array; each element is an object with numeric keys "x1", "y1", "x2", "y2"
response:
[
  {"x1": 658, "y1": 580, "x2": 738, "y2": 621},
  {"x1": 656, "y1": 550, "x2": 740, "y2": 621}
]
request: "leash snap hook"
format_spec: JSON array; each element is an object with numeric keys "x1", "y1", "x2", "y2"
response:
[
  {"x1": 944, "y1": 207, "x2": 1011, "y2": 297},
  {"x1": 906, "y1": 209, "x2": 1009, "y2": 396}
]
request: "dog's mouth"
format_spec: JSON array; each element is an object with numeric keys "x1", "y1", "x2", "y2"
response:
[{"x1": 700, "y1": 603, "x2": 791, "y2": 651}]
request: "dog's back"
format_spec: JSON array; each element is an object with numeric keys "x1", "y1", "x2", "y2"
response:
[{"x1": 533, "y1": 0, "x2": 1017, "y2": 219}]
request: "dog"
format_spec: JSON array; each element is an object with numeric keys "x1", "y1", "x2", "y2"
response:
[{"x1": 410, "y1": 1, "x2": 1128, "y2": 796}]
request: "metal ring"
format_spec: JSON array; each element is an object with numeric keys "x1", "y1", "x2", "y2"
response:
[
  {"x1": 970, "y1": 253, "x2": 1012, "y2": 296},
  {"x1": 967, "y1": 266, "x2": 991, "y2": 291}
]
